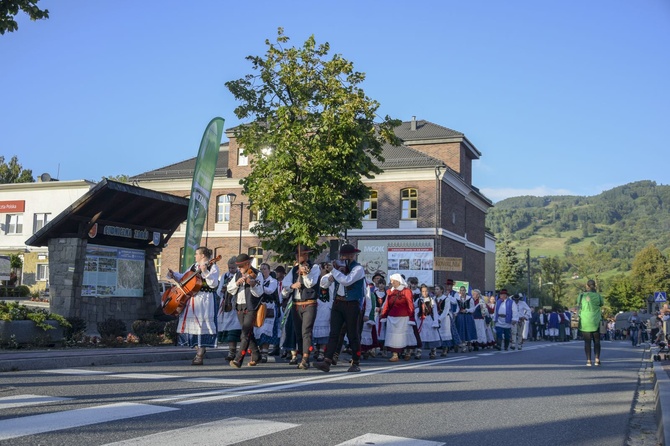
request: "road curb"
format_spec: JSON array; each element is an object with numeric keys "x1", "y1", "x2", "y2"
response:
[{"x1": 652, "y1": 347, "x2": 670, "y2": 446}]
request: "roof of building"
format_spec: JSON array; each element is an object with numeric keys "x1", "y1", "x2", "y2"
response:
[
  {"x1": 394, "y1": 118, "x2": 464, "y2": 141},
  {"x1": 26, "y1": 179, "x2": 189, "y2": 248}
]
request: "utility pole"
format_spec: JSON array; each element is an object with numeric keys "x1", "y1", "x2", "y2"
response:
[{"x1": 527, "y1": 248, "x2": 531, "y2": 304}]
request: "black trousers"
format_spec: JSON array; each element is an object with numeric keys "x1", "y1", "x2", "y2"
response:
[
  {"x1": 325, "y1": 300, "x2": 361, "y2": 364},
  {"x1": 292, "y1": 302, "x2": 317, "y2": 356},
  {"x1": 236, "y1": 308, "x2": 259, "y2": 361}
]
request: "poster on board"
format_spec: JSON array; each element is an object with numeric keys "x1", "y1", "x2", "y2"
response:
[
  {"x1": 358, "y1": 239, "x2": 434, "y2": 286},
  {"x1": 83, "y1": 244, "x2": 145, "y2": 297}
]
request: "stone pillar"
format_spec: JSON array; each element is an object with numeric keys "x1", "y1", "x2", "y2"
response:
[{"x1": 47, "y1": 237, "x2": 87, "y2": 319}]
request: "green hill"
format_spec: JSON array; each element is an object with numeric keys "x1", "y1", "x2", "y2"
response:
[{"x1": 487, "y1": 180, "x2": 670, "y2": 269}]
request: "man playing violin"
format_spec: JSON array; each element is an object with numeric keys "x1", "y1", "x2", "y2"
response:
[
  {"x1": 314, "y1": 244, "x2": 366, "y2": 373},
  {"x1": 281, "y1": 245, "x2": 321, "y2": 370},
  {"x1": 168, "y1": 246, "x2": 219, "y2": 366},
  {"x1": 226, "y1": 253, "x2": 264, "y2": 368}
]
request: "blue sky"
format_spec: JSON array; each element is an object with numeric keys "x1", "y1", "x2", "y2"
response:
[{"x1": 2, "y1": 0, "x2": 668, "y2": 202}]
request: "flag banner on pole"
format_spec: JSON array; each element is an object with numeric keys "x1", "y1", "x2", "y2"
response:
[{"x1": 182, "y1": 117, "x2": 225, "y2": 269}]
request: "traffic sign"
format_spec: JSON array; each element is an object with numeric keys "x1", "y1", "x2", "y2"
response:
[{"x1": 654, "y1": 291, "x2": 667, "y2": 302}]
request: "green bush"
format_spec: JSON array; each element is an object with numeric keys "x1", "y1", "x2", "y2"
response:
[
  {"x1": 65, "y1": 317, "x2": 87, "y2": 340},
  {"x1": 0, "y1": 285, "x2": 30, "y2": 298},
  {"x1": 131, "y1": 319, "x2": 164, "y2": 344},
  {"x1": 96, "y1": 318, "x2": 127, "y2": 338},
  {"x1": 0, "y1": 301, "x2": 71, "y2": 331},
  {"x1": 163, "y1": 320, "x2": 178, "y2": 344}
]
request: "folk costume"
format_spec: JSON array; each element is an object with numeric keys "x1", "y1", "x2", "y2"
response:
[
  {"x1": 360, "y1": 285, "x2": 380, "y2": 358},
  {"x1": 253, "y1": 268, "x2": 279, "y2": 363},
  {"x1": 416, "y1": 292, "x2": 441, "y2": 359},
  {"x1": 314, "y1": 272, "x2": 335, "y2": 361},
  {"x1": 547, "y1": 310, "x2": 560, "y2": 341},
  {"x1": 282, "y1": 246, "x2": 321, "y2": 369},
  {"x1": 511, "y1": 295, "x2": 531, "y2": 350},
  {"x1": 176, "y1": 262, "x2": 220, "y2": 349},
  {"x1": 454, "y1": 290, "x2": 478, "y2": 351},
  {"x1": 472, "y1": 292, "x2": 493, "y2": 350},
  {"x1": 494, "y1": 290, "x2": 514, "y2": 351},
  {"x1": 226, "y1": 254, "x2": 264, "y2": 368},
  {"x1": 314, "y1": 245, "x2": 366, "y2": 373},
  {"x1": 436, "y1": 289, "x2": 458, "y2": 356},
  {"x1": 379, "y1": 274, "x2": 415, "y2": 362},
  {"x1": 216, "y1": 263, "x2": 242, "y2": 361}
]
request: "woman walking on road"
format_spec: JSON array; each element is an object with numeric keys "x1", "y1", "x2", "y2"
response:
[{"x1": 577, "y1": 279, "x2": 605, "y2": 366}]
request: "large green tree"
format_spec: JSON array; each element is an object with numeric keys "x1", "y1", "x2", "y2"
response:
[
  {"x1": 0, "y1": 0, "x2": 48, "y2": 35},
  {"x1": 225, "y1": 28, "x2": 400, "y2": 261},
  {"x1": 630, "y1": 244, "x2": 670, "y2": 305},
  {"x1": 495, "y1": 240, "x2": 524, "y2": 290},
  {"x1": 0, "y1": 155, "x2": 34, "y2": 183},
  {"x1": 605, "y1": 274, "x2": 637, "y2": 312},
  {"x1": 540, "y1": 256, "x2": 568, "y2": 308}
]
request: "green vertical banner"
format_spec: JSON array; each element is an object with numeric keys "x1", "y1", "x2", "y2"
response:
[{"x1": 182, "y1": 117, "x2": 225, "y2": 269}]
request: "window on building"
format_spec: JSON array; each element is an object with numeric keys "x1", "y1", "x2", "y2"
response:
[
  {"x1": 248, "y1": 247, "x2": 263, "y2": 268},
  {"x1": 238, "y1": 148, "x2": 249, "y2": 166},
  {"x1": 37, "y1": 264, "x2": 49, "y2": 281},
  {"x1": 216, "y1": 195, "x2": 233, "y2": 223},
  {"x1": 400, "y1": 188, "x2": 418, "y2": 220},
  {"x1": 362, "y1": 190, "x2": 378, "y2": 220},
  {"x1": 5, "y1": 214, "x2": 23, "y2": 234},
  {"x1": 250, "y1": 208, "x2": 259, "y2": 222},
  {"x1": 33, "y1": 213, "x2": 51, "y2": 233}
]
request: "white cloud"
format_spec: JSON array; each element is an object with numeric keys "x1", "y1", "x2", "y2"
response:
[{"x1": 480, "y1": 186, "x2": 574, "y2": 203}]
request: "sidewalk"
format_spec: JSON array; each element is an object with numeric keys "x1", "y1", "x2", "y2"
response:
[{"x1": 0, "y1": 345, "x2": 232, "y2": 372}]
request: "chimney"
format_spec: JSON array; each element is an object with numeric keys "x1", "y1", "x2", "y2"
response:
[{"x1": 410, "y1": 116, "x2": 417, "y2": 131}]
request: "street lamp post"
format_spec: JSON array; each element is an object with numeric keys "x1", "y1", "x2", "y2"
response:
[{"x1": 226, "y1": 193, "x2": 244, "y2": 254}]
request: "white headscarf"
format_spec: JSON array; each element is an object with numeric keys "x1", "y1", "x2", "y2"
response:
[{"x1": 389, "y1": 273, "x2": 407, "y2": 290}]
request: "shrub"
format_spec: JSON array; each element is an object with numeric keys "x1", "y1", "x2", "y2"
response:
[
  {"x1": 131, "y1": 319, "x2": 164, "y2": 344},
  {"x1": 163, "y1": 320, "x2": 178, "y2": 344},
  {"x1": 96, "y1": 318, "x2": 127, "y2": 338},
  {"x1": 0, "y1": 301, "x2": 71, "y2": 331},
  {"x1": 65, "y1": 317, "x2": 87, "y2": 340}
]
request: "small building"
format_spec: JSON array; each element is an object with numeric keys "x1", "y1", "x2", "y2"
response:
[
  {"x1": 26, "y1": 179, "x2": 189, "y2": 330},
  {"x1": 0, "y1": 177, "x2": 96, "y2": 293}
]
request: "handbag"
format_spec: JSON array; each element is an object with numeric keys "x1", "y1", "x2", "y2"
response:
[{"x1": 254, "y1": 302, "x2": 267, "y2": 327}]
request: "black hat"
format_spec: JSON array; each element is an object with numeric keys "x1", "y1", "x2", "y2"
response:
[
  {"x1": 274, "y1": 265, "x2": 286, "y2": 274},
  {"x1": 235, "y1": 253, "x2": 251, "y2": 264},
  {"x1": 340, "y1": 244, "x2": 360, "y2": 254},
  {"x1": 512, "y1": 294, "x2": 520, "y2": 299},
  {"x1": 295, "y1": 245, "x2": 312, "y2": 254},
  {"x1": 446, "y1": 279, "x2": 454, "y2": 285},
  {"x1": 499, "y1": 289, "x2": 508, "y2": 295},
  {"x1": 371, "y1": 270, "x2": 385, "y2": 281}
]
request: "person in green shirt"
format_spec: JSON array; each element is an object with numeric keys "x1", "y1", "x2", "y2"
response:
[{"x1": 577, "y1": 279, "x2": 605, "y2": 366}]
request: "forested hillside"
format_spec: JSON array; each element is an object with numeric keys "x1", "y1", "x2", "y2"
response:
[{"x1": 486, "y1": 181, "x2": 670, "y2": 313}]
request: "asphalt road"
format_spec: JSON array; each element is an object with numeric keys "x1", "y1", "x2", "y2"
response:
[{"x1": 0, "y1": 340, "x2": 644, "y2": 446}]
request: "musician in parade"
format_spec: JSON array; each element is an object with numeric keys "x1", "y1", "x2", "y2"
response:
[
  {"x1": 216, "y1": 256, "x2": 242, "y2": 362},
  {"x1": 314, "y1": 244, "x2": 366, "y2": 373},
  {"x1": 168, "y1": 246, "x2": 220, "y2": 366},
  {"x1": 282, "y1": 245, "x2": 321, "y2": 370},
  {"x1": 227, "y1": 253, "x2": 264, "y2": 368},
  {"x1": 254, "y1": 263, "x2": 279, "y2": 363}
]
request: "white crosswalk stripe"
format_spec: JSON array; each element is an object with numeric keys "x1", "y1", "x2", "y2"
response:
[
  {"x1": 38, "y1": 368, "x2": 260, "y2": 385},
  {"x1": 0, "y1": 394, "x2": 73, "y2": 410},
  {"x1": 336, "y1": 433, "x2": 445, "y2": 446},
  {"x1": 0, "y1": 402, "x2": 177, "y2": 441},
  {"x1": 101, "y1": 417, "x2": 299, "y2": 445}
]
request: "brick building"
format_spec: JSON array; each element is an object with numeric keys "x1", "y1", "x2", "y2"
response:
[{"x1": 131, "y1": 117, "x2": 495, "y2": 290}]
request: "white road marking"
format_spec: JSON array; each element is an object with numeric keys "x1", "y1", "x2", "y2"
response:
[
  {"x1": 41, "y1": 368, "x2": 109, "y2": 375},
  {"x1": 182, "y1": 377, "x2": 258, "y2": 385},
  {"x1": 0, "y1": 402, "x2": 177, "y2": 441},
  {"x1": 109, "y1": 373, "x2": 183, "y2": 380},
  {"x1": 169, "y1": 356, "x2": 476, "y2": 405},
  {"x1": 0, "y1": 394, "x2": 73, "y2": 410},
  {"x1": 336, "y1": 433, "x2": 446, "y2": 446},
  {"x1": 101, "y1": 416, "x2": 298, "y2": 445}
]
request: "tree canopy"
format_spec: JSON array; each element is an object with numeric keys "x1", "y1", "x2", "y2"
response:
[
  {"x1": 225, "y1": 28, "x2": 400, "y2": 261},
  {"x1": 0, "y1": 155, "x2": 34, "y2": 183},
  {"x1": 0, "y1": 0, "x2": 49, "y2": 35}
]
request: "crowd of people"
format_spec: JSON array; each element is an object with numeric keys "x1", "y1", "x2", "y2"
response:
[{"x1": 168, "y1": 245, "x2": 667, "y2": 371}]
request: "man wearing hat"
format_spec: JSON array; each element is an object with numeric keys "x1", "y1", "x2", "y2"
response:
[
  {"x1": 281, "y1": 245, "x2": 321, "y2": 369},
  {"x1": 315, "y1": 243, "x2": 366, "y2": 373},
  {"x1": 226, "y1": 253, "x2": 264, "y2": 367},
  {"x1": 510, "y1": 293, "x2": 531, "y2": 350},
  {"x1": 493, "y1": 289, "x2": 515, "y2": 351}
]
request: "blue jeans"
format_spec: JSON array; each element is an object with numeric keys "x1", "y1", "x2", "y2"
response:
[
  {"x1": 495, "y1": 326, "x2": 511, "y2": 349},
  {"x1": 630, "y1": 327, "x2": 638, "y2": 346}
]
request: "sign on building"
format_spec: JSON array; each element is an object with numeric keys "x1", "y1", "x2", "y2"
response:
[{"x1": 434, "y1": 257, "x2": 463, "y2": 272}]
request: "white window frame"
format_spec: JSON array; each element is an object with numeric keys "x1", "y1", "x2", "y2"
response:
[
  {"x1": 37, "y1": 263, "x2": 49, "y2": 281},
  {"x1": 33, "y1": 212, "x2": 51, "y2": 233},
  {"x1": 5, "y1": 214, "x2": 23, "y2": 234}
]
